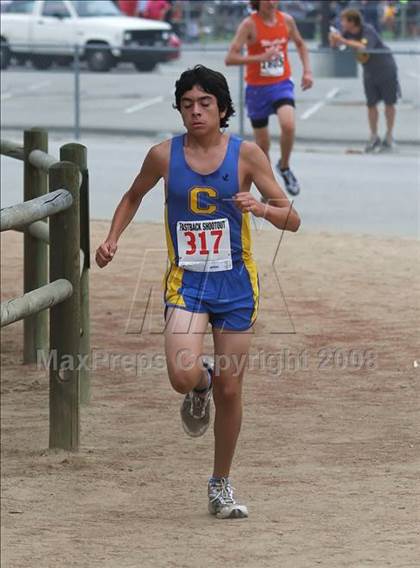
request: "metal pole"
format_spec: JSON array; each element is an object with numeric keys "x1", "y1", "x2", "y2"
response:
[
  {"x1": 320, "y1": 0, "x2": 330, "y2": 47},
  {"x1": 185, "y1": 1, "x2": 191, "y2": 42},
  {"x1": 400, "y1": 2, "x2": 408, "y2": 39},
  {"x1": 49, "y1": 161, "x2": 81, "y2": 451},
  {"x1": 238, "y1": 62, "x2": 244, "y2": 138},
  {"x1": 74, "y1": 44, "x2": 81, "y2": 140},
  {"x1": 23, "y1": 128, "x2": 48, "y2": 363}
]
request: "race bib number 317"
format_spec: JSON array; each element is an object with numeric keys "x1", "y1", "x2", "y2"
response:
[{"x1": 177, "y1": 218, "x2": 232, "y2": 272}]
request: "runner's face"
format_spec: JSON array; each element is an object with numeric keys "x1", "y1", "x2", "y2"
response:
[
  {"x1": 259, "y1": 0, "x2": 278, "y2": 17},
  {"x1": 180, "y1": 86, "x2": 225, "y2": 134}
]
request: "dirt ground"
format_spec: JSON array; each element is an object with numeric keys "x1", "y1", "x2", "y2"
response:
[{"x1": 1, "y1": 221, "x2": 419, "y2": 568}]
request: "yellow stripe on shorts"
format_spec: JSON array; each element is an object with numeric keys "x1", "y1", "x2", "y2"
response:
[
  {"x1": 241, "y1": 212, "x2": 259, "y2": 323},
  {"x1": 163, "y1": 204, "x2": 185, "y2": 307}
]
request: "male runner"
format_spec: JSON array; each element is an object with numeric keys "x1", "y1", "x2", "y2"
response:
[
  {"x1": 225, "y1": 0, "x2": 313, "y2": 196},
  {"x1": 330, "y1": 9, "x2": 400, "y2": 152},
  {"x1": 96, "y1": 65, "x2": 300, "y2": 519}
]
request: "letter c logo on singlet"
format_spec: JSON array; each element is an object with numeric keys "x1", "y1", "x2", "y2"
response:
[{"x1": 189, "y1": 187, "x2": 217, "y2": 215}]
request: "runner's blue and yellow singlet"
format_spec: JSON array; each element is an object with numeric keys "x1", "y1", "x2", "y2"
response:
[{"x1": 164, "y1": 134, "x2": 259, "y2": 331}]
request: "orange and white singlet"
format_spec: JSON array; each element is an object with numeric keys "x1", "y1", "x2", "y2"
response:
[{"x1": 246, "y1": 10, "x2": 291, "y2": 86}]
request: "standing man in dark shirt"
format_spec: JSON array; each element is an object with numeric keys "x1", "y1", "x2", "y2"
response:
[{"x1": 330, "y1": 9, "x2": 400, "y2": 152}]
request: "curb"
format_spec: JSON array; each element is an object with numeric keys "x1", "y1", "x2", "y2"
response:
[{"x1": 2, "y1": 125, "x2": 420, "y2": 148}]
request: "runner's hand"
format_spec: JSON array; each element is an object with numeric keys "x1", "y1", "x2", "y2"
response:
[
  {"x1": 258, "y1": 46, "x2": 280, "y2": 62},
  {"x1": 301, "y1": 71, "x2": 313, "y2": 90},
  {"x1": 95, "y1": 240, "x2": 118, "y2": 268},
  {"x1": 234, "y1": 193, "x2": 265, "y2": 217}
]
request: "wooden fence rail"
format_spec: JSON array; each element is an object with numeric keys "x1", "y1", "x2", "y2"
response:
[
  {"x1": 0, "y1": 190, "x2": 72, "y2": 232},
  {"x1": 28, "y1": 149, "x2": 59, "y2": 172},
  {"x1": 15, "y1": 220, "x2": 49, "y2": 244},
  {"x1": 0, "y1": 128, "x2": 91, "y2": 451},
  {"x1": 0, "y1": 139, "x2": 24, "y2": 160},
  {"x1": 13, "y1": 222, "x2": 86, "y2": 276},
  {"x1": 1, "y1": 280, "x2": 73, "y2": 328}
]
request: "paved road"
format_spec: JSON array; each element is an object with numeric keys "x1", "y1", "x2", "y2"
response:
[
  {"x1": 1, "y1": 44, "x2": 419, "y2": 145},
  {"x1": 1, "y1": 132, "x2": 418, "y2": 238}
]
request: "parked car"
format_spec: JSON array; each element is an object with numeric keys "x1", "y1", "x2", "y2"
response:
[
  {"x1": 0, "y1": 0, "x2": 13, "y2": 13},
  {"x1": 0, "y1": 0, "x2": 181, "y2": 71}
]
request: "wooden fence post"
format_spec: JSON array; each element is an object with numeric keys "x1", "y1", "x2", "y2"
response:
[
  {"x1": 23, "y1": 128, "x2": 48, "y2": 363},
  {"x1": 60, "y1": 143, "x2": 90, "y2": 405},
  {"x1": 48, "y1": 161, "x2": 80, "y2": 451}
]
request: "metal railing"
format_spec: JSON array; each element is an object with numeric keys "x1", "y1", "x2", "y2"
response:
[
  {"x1": 48, "y1": 43, "x2": 420, "y2": 140},
  {"x1": 0, "y1": 128, "x2": 91, "y2": 451},
  {"x1": 1, "y1": 43, "x2": 419, "y2": 142}
]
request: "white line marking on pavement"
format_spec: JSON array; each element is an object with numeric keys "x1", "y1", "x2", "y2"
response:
[
  {"x1": 124, "y1": 96, "x2": 164, "y2": 114},
  {"x1": 300, "y1": 87, "x2": 341, "y2": 120},
  {"x1": 27, "y1": 80, "x2": 51, "y2": 92},
  {"x1": 1, "y1": 80, "x2": 51, "y2": 101}
]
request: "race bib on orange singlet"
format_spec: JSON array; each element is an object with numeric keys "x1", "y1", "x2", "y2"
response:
[
  {"x1": 260, "y1": 51, "x2": 285, "y2": 77},
  {"x1": 177, "y1": 218, "x2": 232, "y2": 272},
  {"x1": 259, "y1": 39, "x2": 285, "y2": 77}
]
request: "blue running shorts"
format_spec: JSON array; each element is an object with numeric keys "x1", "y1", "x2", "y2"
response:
[{"x1": 245, "y1": 79, "x2": 295, "y2": 128}]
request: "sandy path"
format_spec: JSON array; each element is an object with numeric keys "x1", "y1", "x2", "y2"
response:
[{"x1": 1, "y1": 222, "x2": 419, "y2": 568}]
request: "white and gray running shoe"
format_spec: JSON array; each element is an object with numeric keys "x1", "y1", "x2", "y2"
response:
[
  {"x1": 364, "y1": 135, "x2": 381, "y2": 153},
  {"x1": 180, "y1": 360, "x2": 213, "y2": 438},
  {"x1": 275, "y1": 162, "x2": 300, "y2": 196},
  {"x1": 208, "y1": 477, "x2": 248, "y2": 519},
  {"x1": 380, "y1": 137, "x2": 395, "y2": 152}
]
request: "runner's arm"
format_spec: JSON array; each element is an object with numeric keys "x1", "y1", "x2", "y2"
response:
[
  {"x1": 96, "y1": 145, "x2": 164, "y2": 267},
  {"x1": 225, "y1": 18, "x2": 278, "y2": 65},
  {"x1": 235, "y1": 142, "x2": 301, "y2": 232},
  {"x1": 286, "y1": 14, "x2": 313, "y2": 89}
]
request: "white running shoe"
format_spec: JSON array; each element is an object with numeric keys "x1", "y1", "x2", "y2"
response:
[
  {"x1": 364, "y1": 135, "x2": 381, "y2": 153},
  {"x1": 275, "y1": 162, "x2": 301, "y2": 196},
  {"x1": 180, "y1": 359, "x2": 213, "y2": 438},
  {"x1": 208, "y1": 477, "x2": 248, "y2": 519},
  {"x1": 380, "y1": 137, "x2": 395, "y2": 152}
]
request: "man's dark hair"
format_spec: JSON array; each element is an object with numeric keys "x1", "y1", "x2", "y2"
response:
[
  {"x1": 174, "y1": 65, "x2": 235, "y2": 128},
  {"x1": 341, "y1": 8, "x2": 363, "y2": 28},
  {"x1": 250, "y1": 0, "x2": 260, "y2": 10}
]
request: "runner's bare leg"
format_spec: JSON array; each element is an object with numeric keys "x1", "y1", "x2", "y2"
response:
[
  {"x1": 165, "y1": 307, "x2": 210, "y2": 394},
  {"x1": 276, "y1": 105, "x2": 295, "y2": 169},
  {"x1": 211, "y1": 327, "x2": 253, "y2": 478},
  {"x1": 253, "y1": 126, "x2": 271, "y2": 159}
]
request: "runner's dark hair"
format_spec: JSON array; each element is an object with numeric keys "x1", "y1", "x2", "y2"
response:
[
  {"x1": 250, "y1": 0, "x2": 260, "y2": 10},
  {"x1": 174, "y1": 65, "x2": 235, "y2": 128}
]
